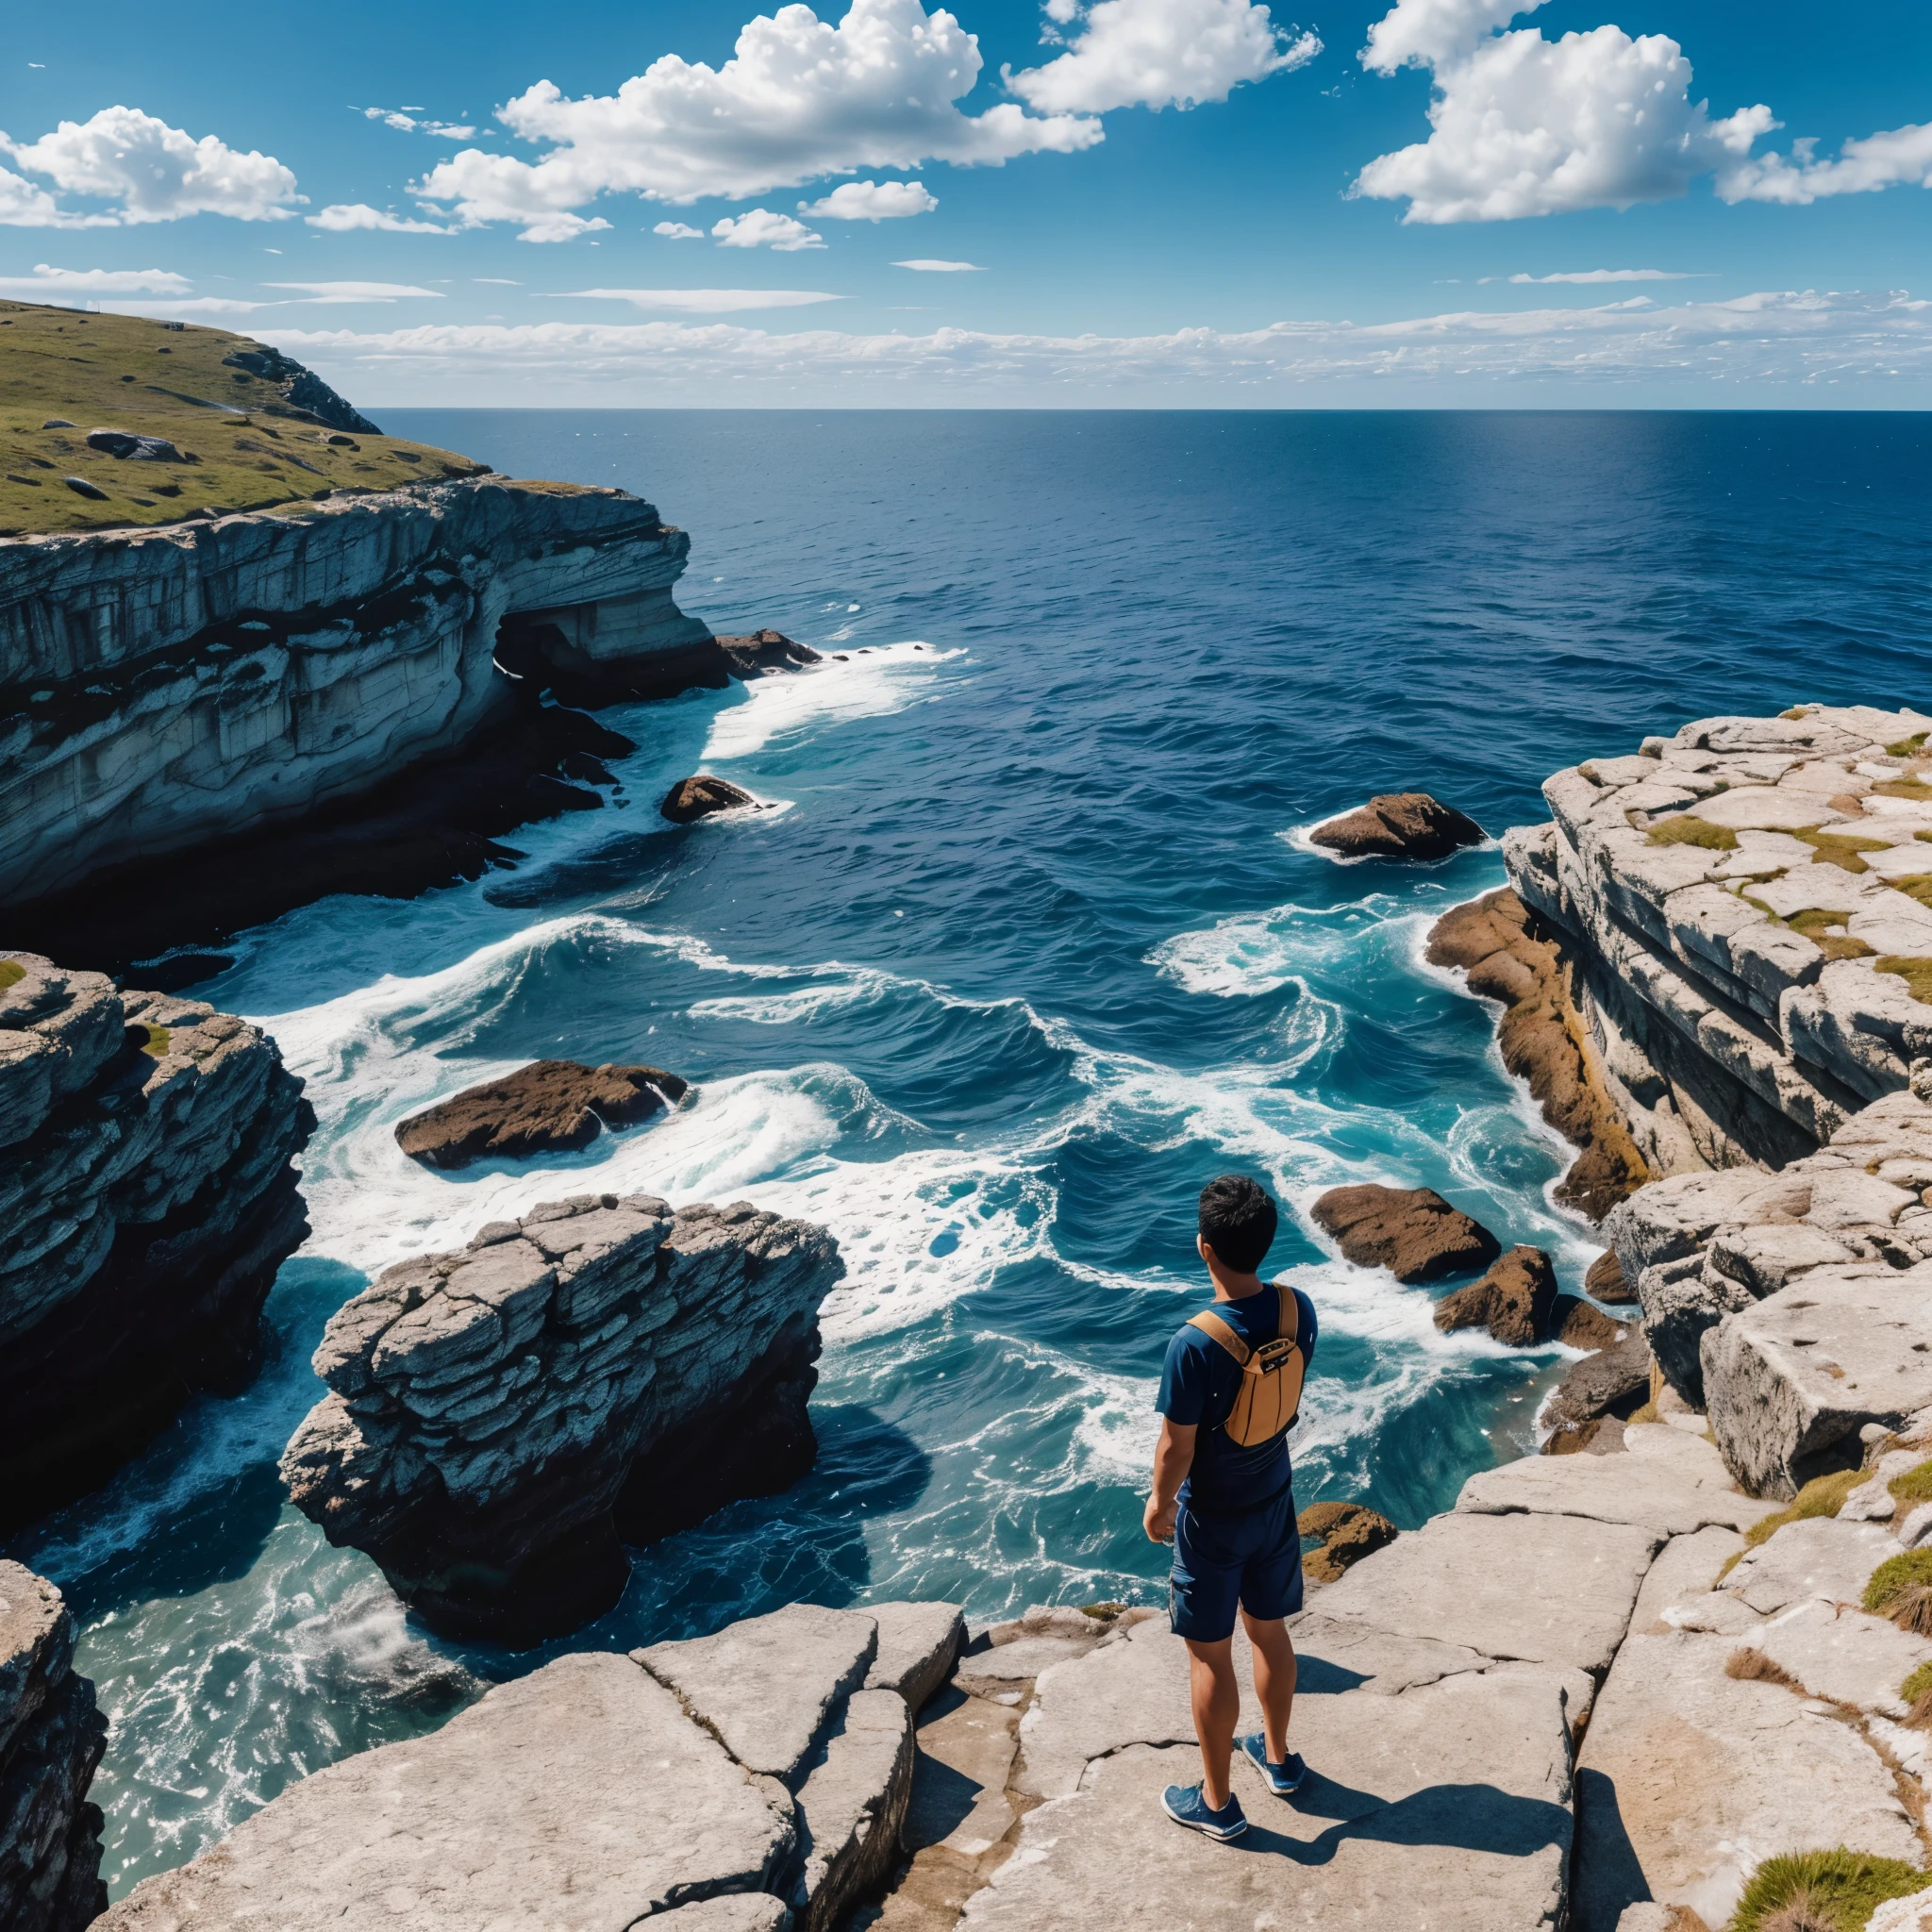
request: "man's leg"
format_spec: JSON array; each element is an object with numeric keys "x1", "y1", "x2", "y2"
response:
[
  {"x1": 1241, "y1": 1609, "x2": 1296, "y2": 1762},
  {"x1": 1182, "y1": 1636, "x2": 1241, "y2": 1810}
]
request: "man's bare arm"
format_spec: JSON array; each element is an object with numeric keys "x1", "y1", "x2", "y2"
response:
[{"x1": 1143, "y1": 1418, "x2": 1196, "y2": 1542}]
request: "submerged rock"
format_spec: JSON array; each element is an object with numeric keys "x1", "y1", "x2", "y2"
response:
[
  {"x1": 281, "y1": 1194, "x2": 843, "y2": 1641},
  {"x1": 1309, "y1": 792, "x2": 1486, "y2": 861},
  {"x1": 0, "y1": 1562, "x2": 108, "y2": 1932},
  {"x1": 661, "y1": 774, "x2": 758, "y2": 824},
  {"x1": 1311, "y1": 1183, "x2": 1501, "y2": 1284},
  {"x1": 394, "y1": 1058, "x2": 688, "y2": 1169},
  {"x1": 1297, "y1": 1500, "x2": 1399, "y2": 1582},
  {"x1": 1434, "y1": 1243, "x2": 1558, "y2": 1345},
  {"x1": 0, "y1": 953, "x2": 311, "y2": 1531}
]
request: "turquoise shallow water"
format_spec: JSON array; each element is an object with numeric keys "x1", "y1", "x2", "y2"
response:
[{"x1": 9, "y1": 409, "x2": 1932, "y2": 1895}]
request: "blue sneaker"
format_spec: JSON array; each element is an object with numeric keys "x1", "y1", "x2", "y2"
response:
[
  {"x1": 1240, "y1": 1733, "x2": 1306, "y2": 1796},
  {"x1": 1160, "y1": 1782, "x2": 1248, "y2": 1841}
]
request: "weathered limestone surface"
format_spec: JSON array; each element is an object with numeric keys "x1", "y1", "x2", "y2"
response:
[
  {"x1": 0, "y1": 1563, "x2": 107, "y2": 1932},
  {"x1": 2, "y1": 477, "x2": 717, "y2": 908},
  {"x1": 0, "y1": 952, "x2": 311, "y2": 1528},
  {"x1": 1502, "y1": 704, "x2": 1932, "y2": 1177},
  {"x1": 1607, "y1": 1088, "x2": 1932, "y2": 1492},
  {"x1": 101, "y1": 1602, "x2": 962, "y2": 1932},
  {"x1": 280, "y1": 1195, "x2": 843, "y2": 1641}
]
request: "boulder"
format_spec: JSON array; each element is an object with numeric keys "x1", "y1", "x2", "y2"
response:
[
  {"x1": 1636, "y1": 1255, "x2": 1750, "y2": 1408},
  {"x1": 1309, "y1": 791, "x2": 1487, "y2": 860},
  {"x1": 1434, "y1": 1244, "x2": 1558, "y2": 1345},
  {"x1": 1571, "y1": 1628, "x2": 1922, "y2": 1930},
  {"x1": 1588, "y1": 1249, "x2": 1638, "y2": 1305},
  {"x1": 1310, "y1": 1183, "x2": 1501, "y2": 1284},
  {"x1": 394, "y1": 1058, "x2": 688, "y2": 1169},
  {"x1": 1298, "y1": 1499, "x2": 1400, "y2": 1582},
  {"x1": 0, "y1": 1564, "x2": 107, "y2": 1932},
  {"x1": 281, "y1": 1196, "x2": 843, "y2": 1641},
  {"x1": 1701, "y1": 1262, "x2": 1932, "y2": 1496},
  {"x1": 1541, "y1": 1328, "x2": 1654, "y2": 1455},
  {"x1": 83, "y1": 428, "x2": 186, "y2": 462},
  {"x1": 663, "y1": 774, "x2": 759, "y2": 824},
  {"x1": 0, "y1": 954, "x2": 312, "y2": 1531},
  {"x1": 96, "y1": 1652, "x2": 799, "y2": 1932},
  {"x1": 1555, "y1": 1296, "x2": 1630, "y2": 1353}
]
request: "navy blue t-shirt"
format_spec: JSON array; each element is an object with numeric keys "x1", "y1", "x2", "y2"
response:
[{"x1": 1157, "y1": 1285, "x2": 1318, "y2": 1514}]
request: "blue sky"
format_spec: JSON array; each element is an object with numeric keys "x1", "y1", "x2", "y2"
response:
[{"x1": 1, "y1": 0, "x2": 1928, "y2": 403}]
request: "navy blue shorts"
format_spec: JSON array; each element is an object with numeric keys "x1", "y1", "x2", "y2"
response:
[{"x1": 1169, "y1": 1487, "x2": 1302, "y2": 1643}]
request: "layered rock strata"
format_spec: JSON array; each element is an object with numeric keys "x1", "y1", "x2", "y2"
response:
[
  {"x1": 1502, "y1": 703, "x2": 1932, "y2": 1174},
  {"x1": 1608, "y1": 1087, "x2": 1932, "y2": 1495},
  {"x1": 281, "y1": 1194, "x2": 845, "y2": 1641},
  {"x1": 0, "y1": 952, "x2": 311, "y2": 1529},
  {"x1": 0, "y1": 1563, "x2": 108, "y2": 1932},
  {"x1": 393, "y1": 1058, "x2": 688, "y2": 1169},
  {"x1": 98, "y1": 1599, "x2": 963, "y2": 1932}
]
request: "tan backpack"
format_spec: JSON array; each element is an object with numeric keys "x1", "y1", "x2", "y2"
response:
[{"x1": 1187, "y1": 1284, "x2": 1306, "y2": 1447}]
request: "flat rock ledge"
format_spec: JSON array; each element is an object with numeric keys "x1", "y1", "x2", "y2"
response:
[
  {"x1": 0, "y1": 952, "x2": 312, "y2": 1530},
  {"x1": 280, "y1": 1194, "x2": 844, "y2": 1642},
  {"x1": 393, "y1": 1058, "x2": 689, "y2": 1169},
  {"x1": 0, "y1": 1562, "x2": 107, "y2": 1932},
  {"x1": 1502, "y1": 702, "x2": 1932, "y2": 1175},
  {"x1": 891, "y1": 1426, "x2": 1929, "y2": 1932},
  {"x1": 1309, "y1": 792, "x2": 1487, "y2": 861},
  {"x1": 98, "y1": 1598, "x2": 963, "y2": 1932},
  {"x1": 1607, "y1": 1085, "x2": 1932, "y2": 1496}
]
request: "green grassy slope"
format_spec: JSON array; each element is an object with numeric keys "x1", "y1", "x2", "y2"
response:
[{"x1": 0, "y1": 301, "x2": 489, "y2": 536}]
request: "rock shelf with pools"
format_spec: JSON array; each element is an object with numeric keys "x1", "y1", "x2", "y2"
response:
[{"x1": 6, "y1": 409, "x2": 1932, "y2": 1917}]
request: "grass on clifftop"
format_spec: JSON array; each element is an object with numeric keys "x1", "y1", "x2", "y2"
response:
[
  {"x1": 0, "y1": 301, "x2": 488, "y2": 535},
  {"x1": 1728, "y1": 1849, "x2": 1929, "y2": 1931},
  {"x1": 1865, "y1": 1548, "x2": 1932, "y2": 1633},
  {"x1": 1649, "y1": 815, "x2": 1739, "y2": 850}
]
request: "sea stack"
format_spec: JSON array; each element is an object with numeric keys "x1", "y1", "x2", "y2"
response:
[
  {"x1": 281, "y1": 1194, "x2": 845, "y2": 1641},
  {"x1": 0, "y1": 953, "x2": 311, "y2": 1530}
]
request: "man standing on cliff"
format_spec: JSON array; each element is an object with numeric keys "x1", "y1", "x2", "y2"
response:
[{"x1": 1144, "y1": 1174, "x2": 1317, "y2": 1841}]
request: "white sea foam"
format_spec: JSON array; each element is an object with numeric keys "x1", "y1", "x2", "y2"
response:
[{"x1": 702, "y1": 641, "x2": 963, "y2": 761}]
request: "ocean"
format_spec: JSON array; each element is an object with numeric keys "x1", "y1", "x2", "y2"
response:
[{"x1": 10, "y1": 408, "x2": 1932, "y2": 1896}]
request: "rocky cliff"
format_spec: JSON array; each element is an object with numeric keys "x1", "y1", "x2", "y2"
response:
[
  {"x1": 0, "y1": 1562, "x2": 108, "y2": 1932},
  {"x1": 281, "y1": 1194, "x2": 844, "y2": 1641},
  {"x1": 0, "y1": 952, "x2": 311, "y2": 1529},
  {"x1": 1502, "y1": 703, "x2": 1932, "y2": 1176},
  {"x1": 1, "y1": 475, "x2": 723, "y2": 960},
  {"x1": 98, "y1": 1599, "x2": 963, "y2": 1932}
]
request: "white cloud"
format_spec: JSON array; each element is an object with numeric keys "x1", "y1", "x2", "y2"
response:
[
  {"x1": 102, "y1": 296, "x2": 272, "y2": 315},
  {"x1": 359, "y1": 107, "x2": 477, "y2": 139},
  {"x1": 711, "y1": 208, "x2": 824, "y2": 250},
  {"x1": 265, "y1": 280, "x2": 446, "y2": 303},
  {"x1": 521, "y1": 212, "x2": 613, "y2": 244},
  {"x1": 1499, "y1": 268, "x2": 1695, "y2": 283},
  {"x1": 474, "y1": 277, "x2": 523, "y2": 285},
  {"x1": 1719, "y1": 120, "x2": 1932, "y2": 207},
  {"x1": 1006, "y1": 0, "x2": 1318, "y2": 115},
  {"x1": 307, "y1": 203, "x2": 456, "y2": 234},
  {"x1": 1352, "y1": 0, "x2": 1774, "y2": 223},
  {"x1": 655, "y1": 221, "x2": 707, "y2": 239},
  {"x1": 543, "y1": 287, "x2": 844, "y2": 311},
  {"x1": 801, "y1": 179, "x2": 938, "y2": 219},
  {"x1": 412, "y1": 0, "x2": 1101, "y2": 230},
  {"x1": 0, "y1": 263, "x2": 190, "y2": 293},
  {"x1": 264, "y1": 289, "x2": 1932, "y2": 404},
  {"x1": 893, "y1": 257, "x2": 982, "y2": 270},
  {"x1": 0, "y1": 106, "x2": 303, "y2": 225}
]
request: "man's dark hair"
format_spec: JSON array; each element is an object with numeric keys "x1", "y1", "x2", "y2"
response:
[{"x1": 1198, "y1": 1174, "x2": 1278, "y2": 1274}]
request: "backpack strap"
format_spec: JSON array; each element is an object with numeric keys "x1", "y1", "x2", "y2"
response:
[
  {"x1": 1274, "y1": 1282, "x2": 1299, "y2": 1345},
  {"x1": 1187, "y1": 1308, "x2": 1250, "y2": 1364}
]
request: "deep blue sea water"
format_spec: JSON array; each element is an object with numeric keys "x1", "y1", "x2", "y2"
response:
[{"x1": 10, "y1": 410, "x2": 1932, "y2": 1896}]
